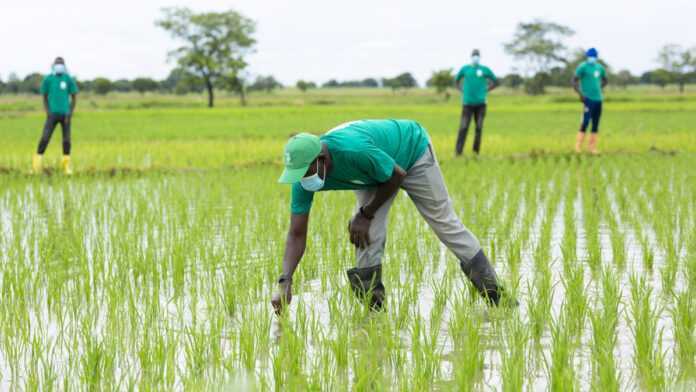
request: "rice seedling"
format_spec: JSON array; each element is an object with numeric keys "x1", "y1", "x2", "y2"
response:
[{"x1": 629, "y1": 274, "x2": 667, "y2": 390}]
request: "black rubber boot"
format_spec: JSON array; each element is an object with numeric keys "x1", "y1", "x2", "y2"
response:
[
  {"x1": 346, "y1": 264, "x2": 385, "y2": 311},
  {"x1": 460, "y1": 250, "x2": 511, "y2": 306}
]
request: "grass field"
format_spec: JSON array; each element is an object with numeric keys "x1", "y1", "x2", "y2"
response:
[{"x1": 0, "y1": 87, "x2": 694, "y2": 390}]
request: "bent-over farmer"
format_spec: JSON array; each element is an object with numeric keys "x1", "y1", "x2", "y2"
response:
[
  {"x1": 272, "y1": 119, "x2": 513, "y2": 313},
  {"x1": 33, "y1": 57, "x2": 78, "y2": 175}
]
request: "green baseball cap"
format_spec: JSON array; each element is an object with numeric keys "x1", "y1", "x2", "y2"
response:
[{"x1": 278, "y1": 133, "x2": 322, "y2": 184}]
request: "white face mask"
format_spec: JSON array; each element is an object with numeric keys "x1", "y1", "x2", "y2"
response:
[
  {"x1": 300, "y1": 160, "x2": 325, "y2": 192},
  {"x1": 587, "y1": 57, "x2": 597, "y2": 64},
  {"x1": 471, "y1": 55, "x2": 481, "y2": 65},
  {"x1": 53, "y1": 64, "x2": 67, "y2": 74}
]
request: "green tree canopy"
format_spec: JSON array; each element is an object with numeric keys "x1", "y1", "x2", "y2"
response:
[
  {"x1": 132, "y1": 77, "x2": 160, "y2": 94},
  {"x1": 249, "y1": 75, "x2": 282, "y2": 93},
  {"x1": 426, "y1": 69, "x2": 454, "y2": 100},
  {"x1": 93, "y1": 77, "x2": 113, "y2": 95},
  {"x1": 656, "y1": 44, "x2": 696, "y2": 92},
  {"x1": 296, "y1": 80, "x2": 317, "y2": 93},
  {"x1": 20, "y1": 73, "x2": 43, "y2": 94},
  {"x1": 504, "y1": 19, "x2": 574, "y2": 94},
  {"x1": 156, "y1": 7, "x2": 256, "y2": 107}
]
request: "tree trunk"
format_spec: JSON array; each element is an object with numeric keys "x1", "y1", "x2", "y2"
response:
[
  {"x1": 239, "y1": 87, "x2": 247, "y2": 106},
  {"x1": 205, "y1": 78, "x2": 214, "y2": 108},
  {"x1": 679, "y1": 81, "x2": 685, "y2": 93}
]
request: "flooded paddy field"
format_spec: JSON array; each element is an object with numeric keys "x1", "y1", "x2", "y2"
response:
[{"x1": 0, "y1": 153, "x2": 693, "y2": 390}]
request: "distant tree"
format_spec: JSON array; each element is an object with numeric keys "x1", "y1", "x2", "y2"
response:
[
  {"x1": 646, "y1": 69, "x2": 675, "y2": 89},
  {"x1": 322, "y1": 79, "x2": 339, "y2": 88},
  {"x1": 20, "y1": 73, "x2": 44, "y2": 94},
  {"x1": 656, "y1": 44, "x2": 696, "y2": 93},
  {"x1": 614, "y1": 70, "x2": 637, "y2": 89},
  {"x1": 427, "y1": 69, "x2": 454, "y2": 100},
  {"x1": 218, "y1": 73, "x2": 248, "y2": 105},
  {"x1": 93, "y1": 77, "x2": 113, "y2": 95},
  {"x1": 5, "y1": 73, "x2": 20, "y2": 94},
  {"x1": 161, "y1": 67, "x2": 204, "y2": 94},
  {"x1": 383, "y1": 72, "x2": 418, "y2": 93},
  {"x1": 395, "y1": 72, "x2": 418, "y2": 88},
  {"x1": 156, "y1": 7, "x2": 256, "y2": 108},
  {"x1": 361, "y1": 78, "x2": 379, "y2": 87},
  {"x1": 112, "y1": 79, "x2": 132, "y2": 92},
  {"x1": 0, "y1": 76, "x2": 5, "y2": 94},
  {"x1": 77, "y1": 79, "x2": 93, "y2": 93},
  {"x1": 296, "y1": 80, "x2": 316, "y2": 93},
  {"x1": 132, "y1": 77, "x2": 159, "y2": 94},
  {"x1": 504, "y1": 19, "x2": 574, "y2": 94},
  {"x1": 501, "y1": 73, "x2": 524, "y2": 89},
  {"x1": 249, "y1": 75, "x2": 282, "y2": 93},
  {"x1": 524, "y1": 72, "x2": 551, "y2": 95}
]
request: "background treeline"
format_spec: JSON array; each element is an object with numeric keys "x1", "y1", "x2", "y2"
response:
[{"x1": 2, "y1": 65, "x2": 694, "y2": 97}]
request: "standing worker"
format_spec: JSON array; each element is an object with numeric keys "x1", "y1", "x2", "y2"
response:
[
  {"x1": 272, "y1": 119, "x2": 515, "y2": 313},
  {"x1": 454, "y1": 49, "x2": 498, "y2": 156},
  {"x1": 572, "y1": 48, "x2": 607, "y2": 154},
  {"x1": 32, "y1": 57, "x2": 78, "y2": 175}
]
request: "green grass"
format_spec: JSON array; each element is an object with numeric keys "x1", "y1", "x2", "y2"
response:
[{"x1": 0, "y1": 88, "x2": 694, "y2": 389}]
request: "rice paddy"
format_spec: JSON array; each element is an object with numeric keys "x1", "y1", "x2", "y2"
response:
[{"x1": 0, "y1": 88, "x2": 694, "y2": 390}]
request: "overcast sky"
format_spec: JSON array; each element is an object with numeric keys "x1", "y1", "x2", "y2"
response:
[{"x1": 1, "y1": 0, "x2": 695, "y2": 84}]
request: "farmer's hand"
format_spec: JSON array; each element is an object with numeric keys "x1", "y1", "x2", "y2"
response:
[
  {"x1": 348, "y1": 212, "x2": 371, "y2": 249},
  {"x1": 579, "y1": 95, "x2": 585, "y2": 103},
  {"x1": 271, "y1": 277, "x2": 292, "y2": 315}
]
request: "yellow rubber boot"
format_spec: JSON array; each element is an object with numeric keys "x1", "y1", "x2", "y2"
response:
[
  {"x1": 32, "y1": 154, "x2": 43, "y2": 174},
  {"x1": 62, "y1": 155, "x2": 73, "y2": 175}
]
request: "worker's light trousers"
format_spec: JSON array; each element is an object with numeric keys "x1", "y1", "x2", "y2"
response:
[{"x1": 354, "y1": 144, "x2": 482, "y2": 269}]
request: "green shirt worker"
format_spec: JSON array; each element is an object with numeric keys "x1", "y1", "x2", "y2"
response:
[
  {"x1": 33, "y1": 57, "x2": 79, "y2": 175},
  {"x1": 572, "y1": 48, "x2": 607, "y2": 154},
  {"x1": 454, "y1": 49, "x2": 498, "y2": 155},
  {"x1": 272, "y1": 119, "x2": 512, "y2": 313}
]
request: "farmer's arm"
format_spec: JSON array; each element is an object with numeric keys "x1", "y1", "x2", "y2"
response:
[
  {"x1": 572, "y1": 76, "x2": 583, "y2": 101},
  {"x1": 601, "y1": 76, "x2": 608, "y2": 88},
  {"x1": 487, "y1": 68, "x2": 499, "y2": 92},
  {"x1": 362, "y1": 166, "x2": 406, "y2": 218},
  {"x1": 487, "y1": 77, "x2": 499, "y2": 92},
  {"x1": 70, "y1": 94, "x2": 77, "y2": 114},
  {"x1": 42, "y1": 94, "x2": 49, "y2": 115},
  {"x1": 281, "y1": 213, "x2": 309, "y2": 279},
  {"x1": 455, "y1": 67, "x2": 465, "y2": 90},
  {"x1": 272, "y1": 213, "x2": 308, "y2": 314},
  {"x1": 349, "y1": 165, "x2": 406, "y2": 248}
]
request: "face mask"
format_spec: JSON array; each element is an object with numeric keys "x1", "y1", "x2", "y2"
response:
[
  {"x1": 471, "y1": 55, "x2": 480, "y2": 65},
  {"x1": 300, "y1": 160, "x2": 325, "y2": 192},
  {"x1": 53, "y1": 64, "x2": 67, "y2": 74},
  {"x1": 587, "y1": 57, "x2": 597, "y2": 64}
]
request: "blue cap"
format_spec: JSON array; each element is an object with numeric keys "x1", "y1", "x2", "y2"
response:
[{"x1": 586, "y1": 48, "x2": 598, "y2": 58}]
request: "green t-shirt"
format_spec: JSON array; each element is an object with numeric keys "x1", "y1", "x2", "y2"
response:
[
  {"x1": 290, "y1": 119, "x2": 430, "y2": 214},
  {"x1": 40, "y1": 73, "x2": 79, "y2": 114},
  {"x1": 455, "y1": 64, "x2": 496, "y2": 105},
  {"x1": 575, "y1": 61, "x2": 606, "y2": 102}
]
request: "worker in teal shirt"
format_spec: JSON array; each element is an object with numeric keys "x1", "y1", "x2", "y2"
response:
[
  {"x1": 572, "y1": 48, "x2": 608, "y2": 154},
  {"x1": 454, "y1": 49, "x2": 498, "y2": 155},
  {"x1": 33, "y1": 57, "x2": 79, "y2": 174},
  {"x1": 272, "y1": 119, "x2": 514, "y2": 313}
]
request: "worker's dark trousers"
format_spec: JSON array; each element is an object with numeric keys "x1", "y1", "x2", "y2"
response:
[
  {"x1": 37, "y1": 113, "x2": 71, "y2": 155},
  {"x1": 455, "y1": 104, "x2": 487, "y2": 155},
  {"x1": 580, "y1": 98, "x2": 602, "y2": 133}
]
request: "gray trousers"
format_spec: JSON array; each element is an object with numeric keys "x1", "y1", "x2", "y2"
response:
[{"x1": 354, "y1": 144, "x2": 482, "y2": 269}]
